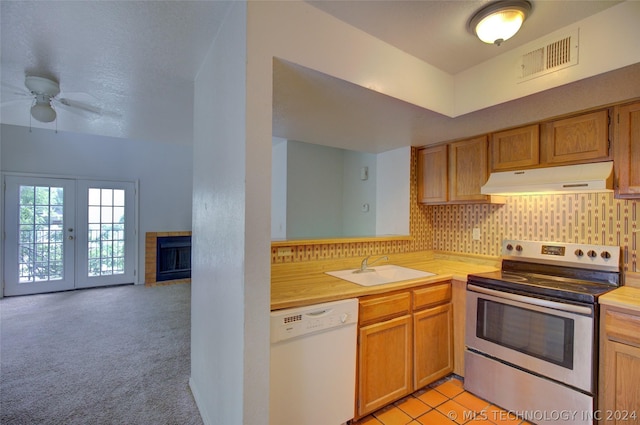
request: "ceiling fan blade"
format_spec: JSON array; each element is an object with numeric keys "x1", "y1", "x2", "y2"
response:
[
  {"x1": 1, "y1": 98, "x2": 32, "y2": 108},
  {"x1": 1, "y1": 80, "x2": 31, "y2": 95},
  {"x1": 56, "y1": 97, "x2": 103, "y2": 115}
]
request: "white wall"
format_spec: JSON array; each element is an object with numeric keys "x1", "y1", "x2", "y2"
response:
[
  {"x1": 454, "y1": 1, "x2": 640, "y2": 115},
  {"x1": 342, "y1": 149, "x2": 377, "y2": 237},
  {"x1": 0, "y1": 123, "x2": 193, "y2": 285},
  {"x1": 286, "y1": 140, "x2": 344, "y2": 238},
  {"x1": 273, "y1": 140, "x2": 381, "y2": 239},
  {"x1": 192, "y1": 1, "x2": 269, "y2": 424},
  {"x1": 271, "y1": 137, "x2": 287, "y2": 239},
  {"x1": 376, "y1": 147, "x2": 410, "y2": 236}
]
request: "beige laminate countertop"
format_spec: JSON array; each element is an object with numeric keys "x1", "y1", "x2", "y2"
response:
[
  {"x1": 271, "y1": 251, "x2": 500, "y2": 310},
  {"x1": 600, "y1": 286, "x2": 640, "y2": 313}
]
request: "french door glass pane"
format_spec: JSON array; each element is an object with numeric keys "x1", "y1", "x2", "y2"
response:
[
  {"x1": 87, "y1": 188, "x2": 126, "y2": 277},
  {"x1": 18, "y1": 185, "x2": 64, "y2": 282}
]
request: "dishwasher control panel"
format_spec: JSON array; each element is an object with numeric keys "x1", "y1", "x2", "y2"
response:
[{"x1": 270, "y1": 298, "x2": 358, "y2": 344}]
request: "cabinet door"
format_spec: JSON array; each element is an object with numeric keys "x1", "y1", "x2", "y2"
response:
[
  {"x1": 418, "y1": 145, "x2": 448, "y2": 204},
  {"x1": 615, "y1": 102, "x2": 640, "y2": 198},
  {"x1": 413, "y1": 303, "x2": 453, "y2": 389},
  {"x1": 449, "y1": 136, "x2": 489, "y2": 202},
  {"x1": 601, "y1": 340, "x2": 640, "y2": 425},
  {"x1": 490, "y1": 124, "x2": 540, "y2": 171},
  {"x1": 357, "y1": 315, "x2": 412, "y2": 417},
  {"x1": 541, "y1": 110, "x2": 610, "y2": 164}
]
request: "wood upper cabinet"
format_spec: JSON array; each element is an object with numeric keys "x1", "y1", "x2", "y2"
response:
[
  {"x1": 417, "y1": 145, "x2": 447, "y2": 203},
  {"x1": 418, "y1": 137, "x2": 504, "y2": 205},
  {"x1": 614, "y1": 101, "x2": 640, "y2": 198},
  {"x1": 541, "y1": 109, "x2": 610, "y2": 165},
  {"x1": 449, "y1": 136, "x2": 490, "y2": 202},
  {"x1": 599, "y1": 306, "x2": 640, "y2": 425},
  {"x1": 490, "y1": 124, "x2": 540, "y2": 171}
]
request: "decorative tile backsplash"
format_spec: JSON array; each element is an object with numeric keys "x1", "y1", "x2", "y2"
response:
[
  {"x1": 272, "y1": 148, "x2": 638, "y2": 272},
  {"x1": 431, "y1": 193, "x2": 637, "y2": 272}
]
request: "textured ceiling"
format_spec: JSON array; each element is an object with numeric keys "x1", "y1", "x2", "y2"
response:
[
  {"x1": 307, "y1": 0, "x2": 622, "y2": 74},
  {"x1": 0, "y1": 1, "x2": 231, "y2": 144},
  {"x1": 0, "y1": 0, "x2": 629, "y2": 147}
]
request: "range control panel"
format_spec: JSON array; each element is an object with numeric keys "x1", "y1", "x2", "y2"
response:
[{"x1": 502, "y1": 239, "x2": 621, "y2": 272}]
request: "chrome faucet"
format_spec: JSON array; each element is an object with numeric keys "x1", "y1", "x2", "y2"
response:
[{"x1": 355, "y1": 255, "x2": 389, "y2": 273}]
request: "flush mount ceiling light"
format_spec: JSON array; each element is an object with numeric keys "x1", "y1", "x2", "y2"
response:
[{"x1": 468, "y1": 0, "x2": 532, "y2": 46}]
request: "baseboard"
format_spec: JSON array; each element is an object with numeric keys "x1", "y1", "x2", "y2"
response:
[{"x1": 189, "y1": 377, "x2": 211, "y2": 425}]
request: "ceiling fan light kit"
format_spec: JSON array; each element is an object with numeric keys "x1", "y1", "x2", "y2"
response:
[
  {"x1": 24, "y1": 76, "x2": 61, "y2": 123},
  {"x1": 30, "y1": 101, "x2": 57, "y2": 123},
  {"x1": 469, "y1": 0, "x2": 532, "y2": 46}
]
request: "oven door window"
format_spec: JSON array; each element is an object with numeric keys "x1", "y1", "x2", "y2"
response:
[{"x1": 476, "y1": 299, "x2": 574, "y2": 369}]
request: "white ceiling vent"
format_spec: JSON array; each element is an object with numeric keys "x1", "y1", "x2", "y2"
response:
[{"x1": 518, "y1": 29, "x2": 579, "y2": 82}]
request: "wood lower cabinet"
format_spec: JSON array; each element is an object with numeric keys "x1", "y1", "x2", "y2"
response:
[
  {"x1": 358, "y1": 315, "x2": 413, "y2": 417},
  {"x1": 614, "y1": 101, "x2": 640, "y2": 198},
  {"x1": 599, "y1": 305, "x2": 640, "y2": 425},
  {"x1": 356, "y1": 282, "x2": 453, "y2": 418},
  {"x1": 413, "y1": 303, "x2": 453, "y2": 388}
]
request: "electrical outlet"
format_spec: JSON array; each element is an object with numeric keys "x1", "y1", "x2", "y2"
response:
[
  {"x1": 473, "y1": 228, "x2": 481, "y2": 241},
  {"x1": 277, "y1": 247, "x2": 293, "y2": 257}
]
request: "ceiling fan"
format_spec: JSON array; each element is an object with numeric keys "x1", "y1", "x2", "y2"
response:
[{"x1": 2, "y1": 75, "x2": 102, "y2": 123}]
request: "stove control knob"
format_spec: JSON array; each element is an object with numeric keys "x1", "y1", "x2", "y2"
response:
[
  {"x1": 506, "y1": 244, "x2": 514, "y2": 251},
  {"x1": 601, "y1": 251, "x2": 612, "y2": 259},
  {"x1": 574, "y1": 249, "x2": 584, "y2": 257},
  {"x1": 587, "y1": 250, "x2": 598, "y2": 258},
  {"x1": 515, "y1": 245, "x2": 523, "y2": 252}
]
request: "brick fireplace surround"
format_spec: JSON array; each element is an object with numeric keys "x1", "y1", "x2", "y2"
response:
[{"x1": 145, "y1": 231, "x2": 192, "y2": 286}]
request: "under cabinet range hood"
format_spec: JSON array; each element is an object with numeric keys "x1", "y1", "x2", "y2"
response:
[{"x1": 481, "y1": 161, "x2": 613, "y2": 195}]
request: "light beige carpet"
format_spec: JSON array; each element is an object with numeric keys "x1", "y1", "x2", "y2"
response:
[{"x1": 0, "y1": 283, "x2": 203, "y2": 425}]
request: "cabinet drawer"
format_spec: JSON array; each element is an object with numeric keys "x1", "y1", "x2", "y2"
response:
[
  {"x1": 605, "y1": 308, "x2": 640, "y2": 348},
  {"x1": 413, "y1": 283, "x2": 451, "y2": 311},
  {"x1": 359, "y1": 292, "x2": 411, "y2": 325}
]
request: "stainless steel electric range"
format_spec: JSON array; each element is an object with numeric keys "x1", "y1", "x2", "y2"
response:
[{"x1": 465, "y1": 239, "x2": 622, "y2": 425}]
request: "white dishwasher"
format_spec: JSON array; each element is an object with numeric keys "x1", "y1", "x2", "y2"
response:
[{"x1": 270, "y1": 298, "x2": 358, "y2": 425}]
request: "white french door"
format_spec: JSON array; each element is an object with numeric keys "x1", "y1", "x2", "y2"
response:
[
  {"x1": 3, "y1": 176, "x2": 136, "y2": 296},
  {"x1": 4, "y1": 176, "x2": 76, "y2": 295}
]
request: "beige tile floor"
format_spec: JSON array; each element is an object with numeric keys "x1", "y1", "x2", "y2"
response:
[{"x1": 352, "y1": 377, "x2": 534, "y2": 425}]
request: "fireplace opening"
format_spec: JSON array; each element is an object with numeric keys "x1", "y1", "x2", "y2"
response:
[{"x1": 156, "y1": 236, "x2": 191, "y2": 282}]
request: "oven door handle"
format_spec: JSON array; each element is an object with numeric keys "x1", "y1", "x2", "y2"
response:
[{"x1": 467, "y1": 284, "x2": 593, "y2": 316}]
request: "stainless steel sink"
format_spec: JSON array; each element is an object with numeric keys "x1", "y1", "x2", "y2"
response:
[{"x1": 325, "y1": 265, "x2": 436, "y2": 286}]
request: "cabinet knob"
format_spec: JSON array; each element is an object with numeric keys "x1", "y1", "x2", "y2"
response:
[
  {"x1": 506, "y1": 244, "x2": 514, "y2": 251},
  {"x1": 515, "y1": 245, "x2": 523, "y2": 252}
]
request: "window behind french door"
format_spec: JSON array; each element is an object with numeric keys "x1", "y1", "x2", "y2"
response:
[{"x1": 3, "y1": 176, "x2": 136, "y2": 296}]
